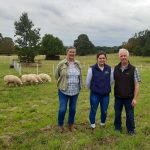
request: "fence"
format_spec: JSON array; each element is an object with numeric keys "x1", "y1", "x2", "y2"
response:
[
  {"x1": 13, "y1": 60, "x2": 22, "y2": 75},
  {"x1": 12, "y1": 61, "x2": 150, "y2": 76},
  {"x1": 12, "y1": 60, "x2": 41, "y2": 75}
]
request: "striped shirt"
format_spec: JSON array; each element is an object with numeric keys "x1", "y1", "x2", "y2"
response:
[{"x1": 134, "y1": 68, "x2": 141, "y2": 83}]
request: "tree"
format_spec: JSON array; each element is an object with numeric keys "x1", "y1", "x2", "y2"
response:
[
  {"x1": 14, "y1": 13, "x2": 40, "y2": 62},
  {"x1": 142, "y1": 45, "x2": 150, "y2": 56},
  {"x1": 41, "y1": 34, "x2": 64, "y2": 60},
  {"x1": 95, "y1": 46, "x2": 119, "y2": 54},
  {"x1": 0, "y1": 33, "x2": 3, "y2": 41},
  {"x1": 74, "y1": 34, "x2": 95, "y2": 55},
  {"x1": 142, "y1": 31, "x2": 150, "y2": 56},
  {"x1": 122, "y1": 38, "x2": 137, "y2": 53},
  {"x1": 122, "y1": 29, "x2": 150, "y2": 56},
  {"x1": 0, "y1": 33, "x2": 15, "y2": 55}
]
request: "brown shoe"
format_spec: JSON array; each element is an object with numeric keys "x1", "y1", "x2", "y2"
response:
[
  {"x1": 68, "y1": 124, "x2": 73, "y2": 132},
  {"x1": 58, "y1": 126, "x2": 64, "y2": 133}
]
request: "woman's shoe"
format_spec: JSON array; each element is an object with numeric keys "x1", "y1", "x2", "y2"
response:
[
  {"x1": 68, "y1": 124, "x2": 73, "y2": 132},
  {"x1": 58, "y1": 126, "x2": 64, "y2": 133}
]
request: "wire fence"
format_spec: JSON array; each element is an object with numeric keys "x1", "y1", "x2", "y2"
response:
[
  {"x1": 0, "y1": 55, "x2": 149, "y2": 76},
  {"x1": 12, "y1": 60, "x2": 150, "y2": 76},
  {"x1": 13, "y1": 60, "x2": 21, "y2": 75}
]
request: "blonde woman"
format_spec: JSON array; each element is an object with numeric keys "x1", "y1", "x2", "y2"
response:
[{"x1": 55, "y1": 46, "x2": 83, "y2": 133}]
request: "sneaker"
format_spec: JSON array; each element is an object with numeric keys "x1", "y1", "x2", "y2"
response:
[
  {"x1": 100, "y1": 123, "x2": 105, "y2": 128},
  {"x1": 91, "y1": 127, "x2": 95, "y2": 134},
  {"x1": 91, "y1": 124, "x2": 96, "y2": 128},
  {"x1": 90, "y1": 124, "x2": 95, "y2": 134}
]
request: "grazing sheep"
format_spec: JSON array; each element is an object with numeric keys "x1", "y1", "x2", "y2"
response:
[
  {"x1": 21, "y1": 74, "x2": 39, "y2": 85},
  {"x1": 29, "y1": 74, "x2": 43, "y2": 83},
  {"x1": 39, "y1": 73, "x2": 51, "y2": 83},
  {"x1": 4, "y1": 75, "x2": 23, "y2": 86}
]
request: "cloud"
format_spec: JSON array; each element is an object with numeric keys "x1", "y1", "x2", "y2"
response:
[{"x1": 0, "y1": 0, "x2": 150, "y2": 46}]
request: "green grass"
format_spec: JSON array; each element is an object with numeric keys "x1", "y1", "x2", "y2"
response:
[{"x1": 0, "y1": 54, "x2": 150, "y2": 150}]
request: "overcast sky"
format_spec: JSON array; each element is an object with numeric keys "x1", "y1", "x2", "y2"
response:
[{"x1": 0, "y1": 0, "x2": 150, "y2": 46}]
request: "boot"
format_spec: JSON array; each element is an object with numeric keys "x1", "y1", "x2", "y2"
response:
[
  {"x1": 68, "y1": 124, "x2": 73, "y2": 132},
  {"x1": 58, "y1": 126, "x2": 64, "y2": 133}
]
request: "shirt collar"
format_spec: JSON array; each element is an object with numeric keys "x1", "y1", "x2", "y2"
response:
[{"x1": 64, "y1": 58, "x2": 78, "y2": 65}]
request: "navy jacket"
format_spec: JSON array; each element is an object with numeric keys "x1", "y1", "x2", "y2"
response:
[{"x1": 90, "y1": 64, "x2": 111, "y2": 95}]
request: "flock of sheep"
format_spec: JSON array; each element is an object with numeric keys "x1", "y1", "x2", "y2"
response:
[{"x1": 4, "y1": 73, "x2": 51, "y2": 86}]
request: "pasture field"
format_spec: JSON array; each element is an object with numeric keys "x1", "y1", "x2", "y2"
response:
[{"x1": 0, "y1": 54, "x2": 150, "y2": 150}]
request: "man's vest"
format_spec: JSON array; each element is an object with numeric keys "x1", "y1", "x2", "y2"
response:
[
  {"x1": 90, "y1": 64, "x2": 111, "y2": 95},
  {"x1": 114, "y1": 63, "x2": 135, "y2": 99}
]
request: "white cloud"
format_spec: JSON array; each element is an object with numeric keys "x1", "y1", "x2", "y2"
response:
[{"x1": 0, "y1": 0, "x2": 150, "y2": 46}]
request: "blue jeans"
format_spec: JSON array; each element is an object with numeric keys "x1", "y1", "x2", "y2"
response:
[
  {"x1": 58, "y1": 90, "x2": 79, "y2": 126},
  {"x1": 89, "y1": 91, "x2": 110, "y2": 124},
  {"x1": 114, "y1": 97, "x2": 135, "y2": 132}
]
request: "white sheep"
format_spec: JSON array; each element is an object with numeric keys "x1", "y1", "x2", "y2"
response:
[
  {"x1": 29, "y1": 74, "x2": 43, "y2": 83},
  {"x1": 21, "y1": 74, "x2": 39, "y2": 85},
  {"x1": 4, "y1": 75, "x2": 23, "y2": 86},
  {"x1": 39, "y1": 73, "x2": 51, "y2": 83}
]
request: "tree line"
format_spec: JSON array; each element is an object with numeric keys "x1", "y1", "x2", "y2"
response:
[
  {"x1": 122, "y1": 30, "x2": 150, "y2": 56},
  {"x1": 0, "y1": 13, "x2": 149, "y2": 63},
  {"x1": 0, "y1": 33, "x2": 15, "y2": 55}
]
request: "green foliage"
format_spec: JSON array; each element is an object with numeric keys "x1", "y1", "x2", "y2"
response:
[
  {"x1": 0, "y1": 33, "x2": 3, "y2": 40},
  {"x1": 41, "y1": 34, "x2": 64, "y2": 60},
  {"x1": 133, "y1": 46, "x2": 142, "y2": 56},
  {"x1": 142, "y1": 44, "x2": 150, "y2": 56},
  {"x1": 0, "y1": 33, "x2": 15, "y2": 55},
  {"x1": 74, "y1": 34, "x2": 95, "y2": 55},
  {"x1": 14, "y1": 13, "x2": 40, "y2": 62},
  {"x1": 122, "y1": 29, "x2": 150, "y2": 56},
  {"x1": 95, "y1": 46, "x2": 119, "y2": 54}
]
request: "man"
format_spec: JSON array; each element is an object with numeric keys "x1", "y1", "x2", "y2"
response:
[{"x1": 114, "y1": 48, "x2": 140, "y2": 135}]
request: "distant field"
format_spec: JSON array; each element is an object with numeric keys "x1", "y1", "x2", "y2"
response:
[{"x1": 0, "y1": 54, "x2": 150, "y2": 150}]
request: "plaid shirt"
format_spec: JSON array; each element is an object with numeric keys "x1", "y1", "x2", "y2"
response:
[
  {"x1": 61, "y1": 63, "x2": 80, "y2": 96},
  {"x1": 134, "y1": 68, "x2": 141, "y2": 83}
]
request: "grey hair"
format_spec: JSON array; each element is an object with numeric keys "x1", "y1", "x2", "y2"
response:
[
  {"x1": 118, "y1": 48, "x2": 129, "y2": 57},
  {"x1": 66, "y1": 46, "x2": 76, "y2": 53}
]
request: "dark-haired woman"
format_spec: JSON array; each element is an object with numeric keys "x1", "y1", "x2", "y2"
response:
[{"x1": 86, "y1": 51, "x2": 113, "y2": 130}]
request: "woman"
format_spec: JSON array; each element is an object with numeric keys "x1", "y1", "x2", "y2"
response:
[
  {"x1": 86, "y1": 51, "x2": 113, "y2": 131},
  {"x1": 55, "y1": 46, "x2": 82, "y2": 133}
]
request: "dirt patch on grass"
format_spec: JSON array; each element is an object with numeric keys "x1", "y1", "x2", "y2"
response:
[
  {"x1": 40, "y1": 125, "x2": 56, "y2": 131},
  {"x1": 0, "y1": 134, "x2": 13, "y2": 148},
  {"x1": 82, "y1": 136, "x2": 118, "y2": 150},
  {"x1": 97, "y1": 136, "x2": 118, "y2": 144}
]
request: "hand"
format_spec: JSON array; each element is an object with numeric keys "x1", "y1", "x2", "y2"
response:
[{"x1": 131, "y1": 99, "x2": 137, "y2": 107}]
